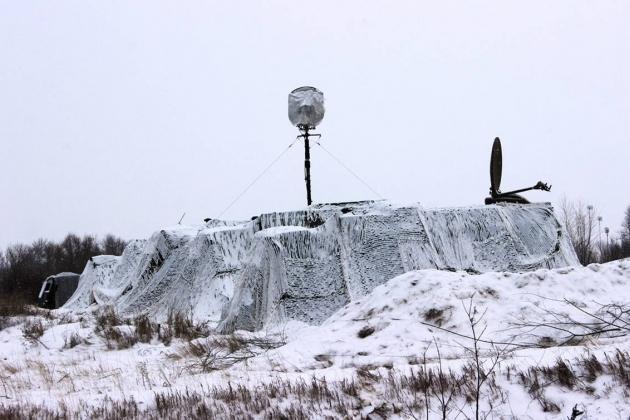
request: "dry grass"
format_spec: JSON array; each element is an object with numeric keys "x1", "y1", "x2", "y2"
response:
[
  {"x1": 514, "y1": 350, "x2": 630, "y2": 412},
  {"x1": 100, "y1": 326, "x2": 138, "y2": 350},
  {"x1": 93, "y1": 308, "x2": 212, "y2": 350},
  {"x1": 0, "y1": 295, "x2": 40, "y2": 318},
  {"x1": 0, "y1": 295, "x2": 53, "y2": 331},
  {"x1": 1, "y1": 349, "x2": 629, "y2": 419},
  {"x1": 94, "y1": 306, "x2": 122, "y2": 331},
  {"x1": 21, "y1": 319, "x2": 45, "y2": 341},
  {"x1": 166, "y1": 310, "x2": 209, "y2": 341},
  {"x1": 63, "y1": 332, "x2": 85, "y2": 349},
  {"x1": 133, "y1": 314, "x2": 153, "y2": 343}
]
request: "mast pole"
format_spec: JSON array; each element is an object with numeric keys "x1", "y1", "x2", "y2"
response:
[{"x1": 303, "y1": 126, "x2": 312, "y2": 206}]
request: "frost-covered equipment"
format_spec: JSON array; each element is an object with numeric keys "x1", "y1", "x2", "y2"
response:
[
  {"x1": 485, "y1": 137, "x2": 551, "y2": 204},
  {"x1": 38, "y1": 272, "x2": 80, "y2": 309},
  {"x1": 288, "y1": 87, "x2": 325, "y2": 206}
]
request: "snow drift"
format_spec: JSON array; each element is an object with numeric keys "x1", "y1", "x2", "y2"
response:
[
  {"x1": 256, "y1": 258, "x2": 630, "y2": 371},
  {"x1": 64, "y1": 201, "x2": 579, "y2": 330}
]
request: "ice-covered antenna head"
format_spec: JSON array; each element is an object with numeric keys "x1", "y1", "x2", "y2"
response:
[
  {"x1": 288, "y1": 86, "x2": 324, "y2": 207},
  {"x1": 288, "y1": 86, "x2": 325, "y2": 129}
]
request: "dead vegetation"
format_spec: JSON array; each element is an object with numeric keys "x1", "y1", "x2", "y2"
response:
[
  {"x1": 0, "y1": 367, "x2": 485, "y2": 419},
  {"x1": 63, "y1": 331, "x2": 85, "y2": 349},
  {"x1": 508, "y1": 298, "x2": 630, "y2": 347},
  {"x1": 0, "y1": 295, "x2": 54, "y2": 331},
  {"x1": 21, "y1": 319, "x2": 45, "y2": 341},
  {"x1": 2, "y1": 295, "x2": 630, "y2": 418},
  {"x1": 357, "y1": 325, "x2": 375, "y2": 338},
  {"x1": 175, "y1": 333, "x2": 286, "y2": 372},
  {"x1": 0, "y1": 345, "x2": 628, "y2": 419},
  {"x1": 423, "y1": 307, "x2": 450, "y2": 327},
  {"x1": 93, "y1": 306, "x2": 211, "y2": 350},
  {"x1": 0, "y1": 295, "x2": 50, "y2": 319},
  {"x1": 514, "y1": 350, "x2": 630, "y2": 413},
  {"x1": 166, "y1": 310, "x2": 210, "y2": 341}
]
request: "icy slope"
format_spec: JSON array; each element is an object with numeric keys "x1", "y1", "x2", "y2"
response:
[{"x1": 64, "y1": 201, "x2": 579, "y2": 330}]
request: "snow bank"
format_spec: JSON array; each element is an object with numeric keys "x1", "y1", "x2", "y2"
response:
[
  {"x1": 64, "y1": 201, "x2": 579, "y2": 330},
  {"x1": 254, "y1": 258, "x2": 630, "y2": 371}
]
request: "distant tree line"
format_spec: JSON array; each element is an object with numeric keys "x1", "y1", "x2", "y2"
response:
[
  {"x1": 560, "y1": 200, "x2": 630, "y2": 265},
  {"x1": 0, "y1": 234, "x2": 127, "y2": 302}
]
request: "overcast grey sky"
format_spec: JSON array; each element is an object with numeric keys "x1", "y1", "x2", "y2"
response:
[{"x1": 1, "y1": 1, "x2": 628, "y2": 248}]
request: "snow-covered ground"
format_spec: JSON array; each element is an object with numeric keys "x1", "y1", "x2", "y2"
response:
[{"x1": 2, "y1": 259, "x2": 630, "y2": 419}]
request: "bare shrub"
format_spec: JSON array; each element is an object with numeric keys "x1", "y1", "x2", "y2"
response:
[
  {"x1": 167, "y1": 310, "x2": 209, "y2": 341},
  {"x1": 513, "y1": 350, "x2": 630, "y2": 413},
  {"x1": 560, "y1": 199, "x2": 598, "y2": 265},
  {"x1": 133, "y1": 314, "x2": 153, "y2": 343},
  {"x1": 580, "y1": 353, "x2": 603, "y2": 383},
  {"x1": 460, "y1": 297, "x2": 510, "y2": 420},
  {"x1": 516, "y1": 368, "x2": 561, "y2": 413},
  {"x1": 94, "y1": 306, "x2": 121, "y2": 331},
  {"x1": 63, "y1": 332, "x2": 85, "y2": 349},
  {"x1": 432, "y1": 340, "x2": 463, "y2": 420},
  {"x1": 603, "y1": 349, "x2": 630, "y2": 389},
  {"x1": 55, "y1": 312, "x2": 77, "y2": 325},
  {"x1": 21, "y1": 319, "x2": 44, "y2": 341},
  {"x1": 508, "y1": 298, "x2": 630, "y2": 347},
  {"x1": 177, "y1": 333, "x2": 285, "y2": 372},
  {"x1": 356, "y1": 366, "x2": 379, "y2": 382},
  {"x1": 157, "y1": 323, "x2": 173, "y2": 346},
  {"x1": 542, "y1": 359, "x2": 577, "y2": 389},
  {"x1": 101, "y1": 326, "x2": 138, "y2": 350},
  {"x1": 340, "y1": 378, "x2": 359, "y2": 397}
]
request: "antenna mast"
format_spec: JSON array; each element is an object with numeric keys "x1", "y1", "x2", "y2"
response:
[
  {"x1": 302, "y1": 126, "x2": 312, "y2": 206},
  {"x1": 288, "y1": 87, "x2": 325, "y2": 206}
]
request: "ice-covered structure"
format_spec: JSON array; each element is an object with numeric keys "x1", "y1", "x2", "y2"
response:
[{"x1": 63, "y1": 201, "x2": 579, "y2": 331}]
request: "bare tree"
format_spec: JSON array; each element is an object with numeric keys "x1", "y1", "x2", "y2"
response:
[
  {"x1": 461, "y1": 299, "x2": 505, "y2": 420},
  {"x1": 431, "y1": 338, "x2": 460, "y2": 420},
  {"x1": 621, "y1": 206, "x2": 630, "y2": 258},
  {"x1": 560, "y1": 198, "x2": 598, "y2": 265},
  {"x1": 102, "y1": 234, "x2": 128, "y2": 256},
  {"x1": 622, "y1": 206, "x2": 630, "y2": 242},
  {"x1": 0, "y1": 233, "x2": 126, "y2": 302},
  {"x1": 596, "y1": 205, "x2": 630, "y2": 262}
]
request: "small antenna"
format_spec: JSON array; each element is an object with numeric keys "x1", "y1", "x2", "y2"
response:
[
  {"x1": 178, "y1": 212, "x2": 186, "y2": 224},
  {"x1": 288, "y1": 87, "x2": 325, "y2": 206}
]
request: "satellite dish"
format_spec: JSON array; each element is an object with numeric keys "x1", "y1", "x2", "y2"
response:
[
  {"x1": 490, "y1": 137, "x2": 502, "y2": 196},
  {"x1": 288, "y1": 86, "x2": 325, "y2": 129},
  {"x1": 484, "y1": 137, "x2": 551, "y2": 204}
]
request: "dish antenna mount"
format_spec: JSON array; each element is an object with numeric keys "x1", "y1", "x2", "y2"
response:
[
  {"x1": 288, "y1": 86, "x2": 325, "y2": 206},
  {"x1": 485, "y1": 137, "x2": 551, "y2": 204}
]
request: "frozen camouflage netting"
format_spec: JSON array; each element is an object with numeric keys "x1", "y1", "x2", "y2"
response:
[
  {"x1": 63, "y1": 202, "x2": 579, "y2": 331},
  {"x1": 64, "y1": 255, "x2": 121, "y2": 309}
]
